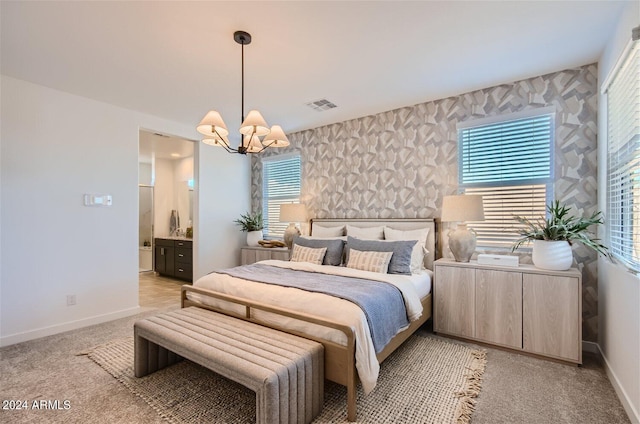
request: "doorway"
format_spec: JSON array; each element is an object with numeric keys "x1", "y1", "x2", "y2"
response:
[{"x1": 138, "y1": 129, "x2": 195, "y2": 287}]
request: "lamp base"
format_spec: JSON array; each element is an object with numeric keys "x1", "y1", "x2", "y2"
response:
[
  {"x1": 448, "y1": 223, "x2": 477, "y2": 262},
  {"x1": 283, "y1": 223, "x2": 301, "y2": 249}
]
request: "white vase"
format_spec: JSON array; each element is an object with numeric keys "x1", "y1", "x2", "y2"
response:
[
  {"x1": 448, "y1": 223, "x2": 477, "y2": 262},
  {"x1": 532, "y1": 240, "x2": 573, "y2": 270},
  {"x1": 246, "y1": 230, "x2": 262, "y2": 247}
]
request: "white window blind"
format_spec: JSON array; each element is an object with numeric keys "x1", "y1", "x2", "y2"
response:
[
  {"x1": 606, "y1": 40, "x2": 640, "y2": 272},
  {"x1": 262, "y1": 154, "x2": 301, "y2": 238},
  {"x1": 459, "y1": 112, "x2": 554, "y2": 248}
]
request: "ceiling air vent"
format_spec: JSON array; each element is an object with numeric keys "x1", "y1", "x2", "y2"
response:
[{"x1": 306, "y1": 99, "x2": 337, "y2": 112}]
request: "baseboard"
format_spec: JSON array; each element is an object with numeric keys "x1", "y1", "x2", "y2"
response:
[
  {"x1": 0, "y1": 306, "x2": 142, "y2": 347},
  {"x1": 582, "y1": 340, "x2": 600, "y2": 355},
  {"x1": 597, "y1": 343, "x2": 640, "y2": 424}
]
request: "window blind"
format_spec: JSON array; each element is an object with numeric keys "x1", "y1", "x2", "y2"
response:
[
  {"x1": 459, "y1": 113, "x2": 554, "y2": 248},
  {"x1": 262, "y1": 154, "x2": 301, "y2": 238},
  {"x1": 606, "y1": 40, "x2": 640, "y2": 272}
]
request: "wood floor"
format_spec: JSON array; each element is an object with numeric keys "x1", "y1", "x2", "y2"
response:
[{"x1": 138, "y1": 271, "x2": 184, "y2": 309}]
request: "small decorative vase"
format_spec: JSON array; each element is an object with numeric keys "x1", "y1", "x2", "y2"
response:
[
  {"x1": 532, "y1": 240, "x2": 573, "y2": 270},
  {"x1": 246, "y1": 230, "x2": 262, "y2": 247}
]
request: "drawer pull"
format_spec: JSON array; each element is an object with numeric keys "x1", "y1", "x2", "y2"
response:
[
  {"x1": 178, "y1": 268, "x2": 184, "y2": 272},
  {"x1": 178, "y1": 254, "x2": 184, "y2": 257}
]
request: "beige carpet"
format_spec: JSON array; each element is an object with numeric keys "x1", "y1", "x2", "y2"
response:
[{"x1": 85, "y1": 334, "x2": 486, "y2": 423}]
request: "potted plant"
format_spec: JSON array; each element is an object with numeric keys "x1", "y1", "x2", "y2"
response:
[
  {"x1": 234, "y1": 211, "x2": 263, "y2": 247},
  {"x1": 511, "y1": 200, "x2": 611, "y2": 270}
]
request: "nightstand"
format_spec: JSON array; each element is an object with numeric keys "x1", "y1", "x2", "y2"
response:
[
  {"x1": 433, "y1": 258, "x2": 582, "y2": 364},
  {"x1": 240, "y1": 246, "x2": 290, "y2": 265}
]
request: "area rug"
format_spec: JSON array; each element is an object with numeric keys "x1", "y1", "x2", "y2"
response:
[{"x1": 86, "y1": 334, "x2": 486, "y2": 423}]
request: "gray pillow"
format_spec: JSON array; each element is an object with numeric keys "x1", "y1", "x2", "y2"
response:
[
  {"x1": 345, "y1": 236, "x2": 417, "y2": 275},
  {"x1": 293, "y1": 236, "x2": 345, "y2": 266}
]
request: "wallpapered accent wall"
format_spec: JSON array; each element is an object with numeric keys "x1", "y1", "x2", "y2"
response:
[{"x1": 251, "y1": 64, "x2": 599, "y2": 341}]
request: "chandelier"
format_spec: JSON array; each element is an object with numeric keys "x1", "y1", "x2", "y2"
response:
[{"x1": 197, "y1": 31, "x2": 289, "y2": 154}]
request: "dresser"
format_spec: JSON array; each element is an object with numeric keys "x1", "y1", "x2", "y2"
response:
[
  {"x1": 155, "y1": 238, "x2": 193, "y2": 282},
  {"x1": 240, "y1": 246, "x2": 290, "y2": 265},
  {"x1": 433, "y1": 258, "x2": 582, "y2": 364}
]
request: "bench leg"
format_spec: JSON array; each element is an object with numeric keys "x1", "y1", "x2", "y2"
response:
[
  {"x1": 134, "y1": 329, "x2": 182, "y2": 378},
  {"x1": 134, "y1": 333, "x2": 150, "y2": 377}
]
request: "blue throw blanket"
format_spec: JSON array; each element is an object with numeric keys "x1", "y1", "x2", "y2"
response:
[{"x1": 214, "y1": 264, "x2": 409, "y2": 353}]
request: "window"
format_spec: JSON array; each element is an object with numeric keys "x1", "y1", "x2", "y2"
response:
[
  {"x1": 458, "y1": 110, "x2": 554, "y2": 248},
  {"x1": 262, "y1": 153, "x2": 301, "y2": 238},
  {"x1": 605, "y1": 38, "x2": 639, "y2": 272}
]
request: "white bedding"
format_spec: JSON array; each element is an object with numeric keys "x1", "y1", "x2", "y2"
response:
[{"x1": 189, "y1": 260, "x2": 431, "y2": 394}]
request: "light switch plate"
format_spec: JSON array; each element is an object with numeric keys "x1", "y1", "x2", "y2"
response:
[{"x1": 83, "y1": 194, "x2": 113, "y2": 207}]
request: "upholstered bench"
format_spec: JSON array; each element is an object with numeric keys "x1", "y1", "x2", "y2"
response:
[{"x1": 134, "y1": 307, "x2": 324, "y2": 424}]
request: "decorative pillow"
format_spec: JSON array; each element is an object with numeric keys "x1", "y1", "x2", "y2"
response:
[
  {"x1": 384, "y1": 226, "x2": 430, "y2": 273},
  {"x1": 293, "y1": 236, "x2": 345, "y2": 266},
  {"x1": 312, "y1": 224, "x2": 345, "y2": 237},
  {"x1": 345, "y1": 236, "x2": 417, "y2": 275},
  {"x1": 346, "y1": 249, "x2": 393, "y2": 274},
  {"x1": 346, "y1": 225, "x2": 385, "y2": 240},
  {"x1": 290, "y1": 245, "x2": 327, "y2": 265}
]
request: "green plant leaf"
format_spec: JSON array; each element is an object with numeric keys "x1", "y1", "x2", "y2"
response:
[
  {"x1": 234, "y1": 211, "x2": 264, "y2": 232},
  {"x1": 511, "y1": 200, "x2": 611, "y2": 260}
]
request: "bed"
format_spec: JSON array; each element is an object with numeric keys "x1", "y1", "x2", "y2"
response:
[{"x1": 181, "y1": 218, "x2": 436, "y2": 421}]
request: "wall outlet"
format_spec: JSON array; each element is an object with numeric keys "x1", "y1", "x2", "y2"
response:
[{"x1": 66, "y1": 295, "x2": 76, "y2": 306}]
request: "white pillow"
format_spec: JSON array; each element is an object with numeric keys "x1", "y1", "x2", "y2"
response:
[
  {"x1": 312, "y1": 224, "x2": 345, "y2": 237},
  {"x1": 384, "y1": 226, "x2": 430, "y2": 273},
  {"x1": 346, "y1": 225, "x2": 384, "y2": 240},
  {"x1": 346, "y1": 249, "x2": 393, "y2": 274},
  {"x1": 290, "y1": 245, "x2": 327, "y2": 265}
]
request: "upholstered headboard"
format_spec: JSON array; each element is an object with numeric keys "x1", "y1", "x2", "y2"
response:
[{"x1": 309, "y1": 218, "x2": 437, "y2": 270}]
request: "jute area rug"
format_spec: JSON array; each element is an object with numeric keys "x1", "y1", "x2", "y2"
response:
[{"x1": 86, "y1": 334, "x2": 486, "y2": 423}]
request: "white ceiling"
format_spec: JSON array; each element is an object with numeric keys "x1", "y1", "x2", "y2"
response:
[
  {"x1": 1, "y1": 1, "x2": 628, "y2": 137},
  {"x1": 139, "y1": 129, "x2": 194, "y2": 164}
]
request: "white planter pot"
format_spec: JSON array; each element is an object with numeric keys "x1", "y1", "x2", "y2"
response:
[
  {"x1": 532, "y1": 240, "x2": 573, "y2": 271},
  {"x1": 246, "y1": 230, "x2": 263, "y2": 247}
]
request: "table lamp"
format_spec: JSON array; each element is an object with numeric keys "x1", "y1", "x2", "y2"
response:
[
  {"x1": 441, "y1": 195, "x2": 485, "y2": 262},
  {"x1": 279, "y1": 203, "x2": 308, "y2": 249}
]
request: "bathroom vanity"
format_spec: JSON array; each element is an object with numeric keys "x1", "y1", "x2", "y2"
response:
[{"x1": 154, "y1": 237, "x2": 193, "y2": 282}]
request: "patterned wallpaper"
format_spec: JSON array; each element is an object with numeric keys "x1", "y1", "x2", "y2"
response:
[{"x1": 251, "y1": 64, "x2": 599, "y2": 341}]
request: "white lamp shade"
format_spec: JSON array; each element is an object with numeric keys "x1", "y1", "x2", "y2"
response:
[
  {"x1": 240, "y1": 110, "x2": 270, "y2": 136},
  {"x1": 197, "y1": 110, "x2": 229, "y2": 137},
  {"x1": 262, "y1": 125, "x2": 290, "y2": 147},
  {"x1": 441, "y1": 195, "x2": 485, "y2": 222},
  {"x1": 243, "y1": 134, "x2": 263, "y2": 153},
  {"x1": 202, "y1": 133, "x2": 230, "y2": 147},
  {"x1": 279, "y1": 203, "x2": 308, "y2": 222}
]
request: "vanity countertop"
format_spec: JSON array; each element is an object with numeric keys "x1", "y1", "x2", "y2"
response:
[{"x1": 156, "y1": 236, "x2": 193, "y2": 241}]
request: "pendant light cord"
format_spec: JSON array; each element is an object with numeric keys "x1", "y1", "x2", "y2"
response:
[{"x1": 241, "y1": 41, "x2": 245, "y2": 123}]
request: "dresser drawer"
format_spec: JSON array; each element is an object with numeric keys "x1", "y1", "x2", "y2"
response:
[
  {"x1": 175, "y1": 240, "x2": 192, "y2": 248},
  {"x1": 175, "y1": 247, "x2": 192, "y2": 262},
  {"x1": 174, "y1": 264, "x2": 192, "y2": 279}
]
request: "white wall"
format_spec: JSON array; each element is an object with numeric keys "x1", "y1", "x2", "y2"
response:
[
  {"x1": 194, "y1": 144, "x2": 250, "y2": 280},
  {"x1": 597, "y1": 2, "x2": 640, "y2": 421},
  {"x1": 174, "y1": 156, "x2": 193, "y2": 231},
  {"x1": 0, "y1": 76, "x2": 248, "y2": 346},
  {"x1": 153, "y1": 158, "x2": 175, "y2": 238}
]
